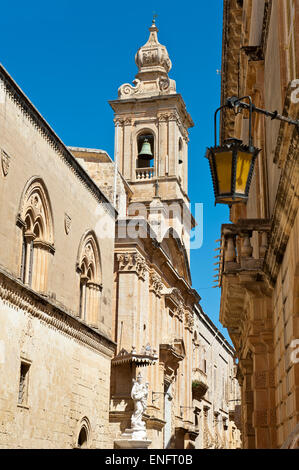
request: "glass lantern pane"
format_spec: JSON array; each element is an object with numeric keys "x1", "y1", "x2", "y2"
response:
[
  {"x1": 215, "y1": 152, "x2": 232, "y2": 194},
  {"x1": 235, "y1": 151, "x2": 252, "y2": 194}
]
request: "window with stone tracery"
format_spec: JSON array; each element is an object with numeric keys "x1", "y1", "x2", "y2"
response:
[
  {"x1": 77, "y1": 232, "x2": 102, "y2": 326},
  {"x1": 18, "y1": 178, "x2": 54, "y2": 292}
]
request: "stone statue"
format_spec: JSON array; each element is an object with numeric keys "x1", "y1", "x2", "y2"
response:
[{"x1": 131, "y1": 373, "x2": 149, "y2": 432}]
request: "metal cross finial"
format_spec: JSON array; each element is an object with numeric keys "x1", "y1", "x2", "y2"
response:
[{"x1": 152, "y1": 12, "x2": 158, "y2": 24}]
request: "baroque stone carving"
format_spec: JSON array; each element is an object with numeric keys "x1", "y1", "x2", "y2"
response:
[
  {"x1": 185, "y1": 310, "x2": 194, "y2": 331},
  {"x1": 118, "y1": 79, "x2": 141, "y2": 99},
  {"x1": 158, "y1": 77, "x2": 170, "y2": 92},
  {"x1": 149, "y1": 271, "x2": 164, "y2": 297},
  {"x1": 117, "y1": 252, "x2": 147, "y2": 280},
  {"x1": 1, "y1": 149, "x2": 10, "y2": 176},
  {"x1": 175, "y1": 302, "x2": 185, "y2": 321}
]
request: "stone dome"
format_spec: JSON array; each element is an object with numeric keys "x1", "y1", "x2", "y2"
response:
[
  {"x1": 135, "y1": 20, "x2": 172, "y2": 75},
  {"x1": 117, "y1": 19, "x2": 176, "y2": 99}
]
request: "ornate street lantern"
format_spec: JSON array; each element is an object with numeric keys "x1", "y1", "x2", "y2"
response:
[
  {"x1": 206, "y1": 137, "x2": 260, "y2": 205},
  {"x1": 206, "y1": 95, "x2": 299, "y2": 205},
  {"x1": 206, "y1": 96, "x2": 260, "y2": 205}
]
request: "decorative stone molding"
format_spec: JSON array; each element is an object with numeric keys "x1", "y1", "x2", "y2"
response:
[
  {"x1": 116, "y1": 252, "x2": 147, "y2": 280},
  {"x1": 175, "y1": 302, "x2": 184, "y2": 321},
  {"x1": 0, "y1": 269, "x2": 115, "y2": 357},
  {"x1": 184, "y1": 309, "x2": 194, "y2": 332},
  {"x1": 114, "y1": 118, "x2": 124, "y2": 126},
  {"x1": 158, "y1": 77, "x2": 170, "y2": 92},
  {"x1": 124, "y1": 117, "x2": 133, "y2": 126},
  {"x1": 118, "y1": 79, "x2": 141, "y2": 99},
  {"x1": 64, "y1": 213, "x2": 71, "y2": 235},
  {"x1": 158, "y1": 113, "x2": 169, "y2": 122},
  {"x1": 149, "y1": 271, "x2": 164, "y2": 297},
  {"x1": 163, "y1": 287, "x2": 186, "y2": 322},
  {"x1": 112, "y1": 346, "x2": 158, "y2": 367},
  {"x1": 265, "y1": 129, "x2": 299, "y2": 286},
  {"x1": 1, "y1": 149, "x2": 10, "y2": 176}
]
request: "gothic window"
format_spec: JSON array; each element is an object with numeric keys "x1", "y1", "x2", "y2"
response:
[
  {"x1": 77, "y1": 232, "x2": 102, "y2": 326},
  {"x1": 76, "y1": 417, "x2": 91, "y2": 449},
  {"x1": 77, "y1": 427, "x2": 88, "y2": 448},
  {"x1": 18, "y1": 178, "x2": 54, "y2": 292},
  {"x1": 137, "y1": 132, "x2": 154, "y2": 169}
]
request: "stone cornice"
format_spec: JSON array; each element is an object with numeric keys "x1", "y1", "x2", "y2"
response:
[
  {"x1": 0, "y1": 266, "x2": 116, "y2": 357},
  {"x1": 109, "y1": 93, "x2": 194, "y2": 130},
  {"x1": 221, "y1": 0, "x2": 243, "y2": 142},
  {"x1": 264, "y1": 128, "x2": 299, "y2": 285},
  {"x1": 0, "y1": 64, "x2": 117, "y2": 219}
]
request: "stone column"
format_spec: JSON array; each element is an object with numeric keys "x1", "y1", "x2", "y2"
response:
[
  {"x1": 122, "y1": 118, "x2": 132, "y2": 181},
  {"x1": 250, "y1": 331, "x2": 277, "y2": 448},
  {"x1": 239, "y1": 355, "x2": 255, "y2": 448},
  {"x1": 168, "y1": 113, "x2": 177, "y2": 176},
  {"x1": 158, "y1": 114, "x2": 168, "y2": 177}
]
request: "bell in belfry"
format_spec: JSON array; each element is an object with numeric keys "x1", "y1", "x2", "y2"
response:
[{"x1": 138, "y1": 138, "x2": 153, "y2": 160}]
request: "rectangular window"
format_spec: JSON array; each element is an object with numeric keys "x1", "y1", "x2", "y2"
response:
[{"x1": 18, "y1": 361, "x2": 30, "y2": 406}]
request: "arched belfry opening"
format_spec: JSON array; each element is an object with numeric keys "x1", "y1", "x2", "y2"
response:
[{"x1": 137, "y1": 132, "x2": 154, "y2": 169}]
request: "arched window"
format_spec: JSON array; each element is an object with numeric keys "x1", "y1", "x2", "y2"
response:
[
  {"x1": 77, "y1": 426, "x2": 88, "y2": 448},
  {"x1": 77, "y1": 231, "x2": 102, "y2": 326},
  {"x1": 18, "y1": 178, "x2": 54, "y2": 292},
  {"x1": 137, "y1": 131, "x2": 154, "y2": 169},
  {"x1": 76, "y1": 417, "x2": 91, "y2": 449}
]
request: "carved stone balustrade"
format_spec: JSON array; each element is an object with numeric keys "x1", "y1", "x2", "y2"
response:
[
  {"x1": 217, "y1": 219, "x2": 272, "y2": 350},
  {"x1": 217, "y1": 219, "x2": 271, "y2": 285},
  {"x1": 136, "y1": 167, "x2": 155, "y2": 180}
]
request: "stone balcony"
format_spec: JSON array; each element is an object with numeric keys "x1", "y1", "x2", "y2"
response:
[
  {"x1": 192, "y1": 368, "x2": 208, "y2": 400},
  {"x1": 216, "y1": 219, "x2": 272, "y2": 349}
]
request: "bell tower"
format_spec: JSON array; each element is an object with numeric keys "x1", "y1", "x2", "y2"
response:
[{"x1": 109, "y1": 19, "x2": 194, "y2": 251}]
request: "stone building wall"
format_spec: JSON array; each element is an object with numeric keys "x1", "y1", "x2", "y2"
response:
[
  {"x1": 220, "y1": 0, "x2": 299, "y2": 448},
  {"x1": 192, "y1": 305, "x2": 241, "y2": 449},
  {"x1": 0, "y1": 64, "x2": 116, "y2": 448},
  {"x1": 0, "y1": 284, "x2": 113, "y2": 448}
]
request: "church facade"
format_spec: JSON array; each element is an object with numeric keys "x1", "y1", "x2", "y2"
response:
[{"x1": 0, "y1": 21, "x2": 240, "y2": 449}]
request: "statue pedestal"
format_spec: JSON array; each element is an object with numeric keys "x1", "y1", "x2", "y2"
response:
[{"x1": 114, "y1": 428, "x2": 151, "y2": 449}]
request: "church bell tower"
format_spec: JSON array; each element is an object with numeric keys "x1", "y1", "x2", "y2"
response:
[{"x1": 109, "y1": 19, "x2": 194, "y2": 252}]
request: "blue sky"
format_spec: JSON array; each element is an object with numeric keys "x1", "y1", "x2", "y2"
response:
[{"x1": 0, "y1": 0, "x2": 231, "y2": 342}]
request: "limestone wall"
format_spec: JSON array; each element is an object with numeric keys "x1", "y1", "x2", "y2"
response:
[{"x1": 0, "y1": 287, "x2": 113, "y2": 448}]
